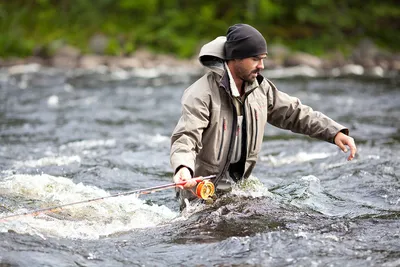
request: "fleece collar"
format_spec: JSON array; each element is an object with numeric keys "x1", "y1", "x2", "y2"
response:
[{"x1": 224, "y1": 62, "x2": 241, "y2": 97}]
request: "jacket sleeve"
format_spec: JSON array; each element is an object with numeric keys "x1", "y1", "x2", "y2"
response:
[
  {"x1": 265, "y1": 79, "x2": 348, "y2": 143},
  {"x1": 170, "y1": 84, "x2": 210, "y2": 174}
]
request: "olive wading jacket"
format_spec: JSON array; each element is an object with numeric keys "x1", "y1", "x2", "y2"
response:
[{"x1": 170, "y1": 36, "x2": 348, "y2": 186}]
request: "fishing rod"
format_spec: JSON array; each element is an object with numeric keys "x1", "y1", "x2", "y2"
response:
[{"x1": 0, "y1": 175, "x2": 216, "y2": 221}]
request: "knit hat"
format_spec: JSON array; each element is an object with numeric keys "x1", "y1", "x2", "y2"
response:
[{"x1": 224, "y1": 24, "x2": 268, "y2": 60}]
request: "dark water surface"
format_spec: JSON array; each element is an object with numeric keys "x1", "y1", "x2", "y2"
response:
[{"x1": 0, "y1": 67, "x2": 399, "y2": 266}]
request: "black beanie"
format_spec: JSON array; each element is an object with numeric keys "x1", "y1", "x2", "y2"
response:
[{"x1": 224, "y1": 24, "x2": 268, "y2": 60}]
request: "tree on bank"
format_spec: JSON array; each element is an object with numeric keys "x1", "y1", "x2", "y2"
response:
[{"x1": 0, "y1": 0, "x2": 399, "y2": 58}]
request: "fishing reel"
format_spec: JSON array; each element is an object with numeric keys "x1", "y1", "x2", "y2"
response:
[{"x1": 195, "y1": 180, "x2": 215, "y2": 200}]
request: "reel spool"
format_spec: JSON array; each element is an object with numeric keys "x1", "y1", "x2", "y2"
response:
[{"x1": 195, "y1": 180, "x2": 215, "y2": 200}]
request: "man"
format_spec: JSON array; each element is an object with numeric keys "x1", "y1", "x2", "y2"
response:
[{"x1": 170, "y1": 24, "x2": 356, "y2": 209}]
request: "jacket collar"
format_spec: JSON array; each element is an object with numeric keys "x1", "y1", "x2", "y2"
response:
[
  {"x1": 219, "y1": 63, "x2": 230, "y2": 93},
  {"x1": 224, "y1": 62, "x2": 241, "y2": 97}
]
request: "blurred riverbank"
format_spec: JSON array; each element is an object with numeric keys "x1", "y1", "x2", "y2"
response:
[{"x1": 1, "y1": 39, "x2": 399, "y2": 80}]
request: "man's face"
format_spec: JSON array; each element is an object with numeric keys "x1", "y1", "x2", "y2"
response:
[{"x1": 233, "y1": 54, "x2": 267, "y2": 83}]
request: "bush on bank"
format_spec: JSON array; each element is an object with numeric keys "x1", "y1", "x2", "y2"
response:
[{"x1": 0, "y1": 0, "x2": 399, "y2": 59}]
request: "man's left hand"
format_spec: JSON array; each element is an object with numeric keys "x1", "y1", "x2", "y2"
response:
[{"x1": 334, "y1": 132, "x2": 357, "y2": 161}]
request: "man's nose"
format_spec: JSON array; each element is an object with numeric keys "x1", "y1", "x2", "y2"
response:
[{"x1": 257, "y1": 59, "x2": 264, "y2": 70}]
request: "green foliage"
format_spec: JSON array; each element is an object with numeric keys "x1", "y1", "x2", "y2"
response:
[
  {"x1": 118, "y1": 0, "x2": 159, "y2": 14},
  {"x1": 0, "y1": 0, "x2": 398, "y2": 58}
]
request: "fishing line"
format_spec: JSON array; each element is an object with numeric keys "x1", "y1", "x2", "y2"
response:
[{"x1": 0, "y1": 175, "x2": 216, "y2": 221}]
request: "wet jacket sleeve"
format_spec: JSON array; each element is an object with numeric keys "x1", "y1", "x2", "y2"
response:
[
  {"x1": 170, "y1": 85, "x2": 210, "y2": 174},
  {"x1": 265, "y1": 80, "x2": 348, "y2": 143}
]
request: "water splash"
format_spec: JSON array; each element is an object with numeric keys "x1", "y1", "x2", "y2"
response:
[
  {"x1": 59, "y1": 139, "x2": 116, "y2": 151},
  {"x1": 13, "y1": 155, "x2": 81, "y2": 168},
  {"x1": 261, "y1": 151, "x2": 332, "y2": 166},
  {"x1": 231, "y1": 176, "x2": 274, "y2": 198},
  {"x1": 0, "y1": 174, "x2": 179, "y2": 239}
]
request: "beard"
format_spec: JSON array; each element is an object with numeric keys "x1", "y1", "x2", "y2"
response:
[
  {"x1": 235, "y1": 63, "x2": 259, "y2": 83},
  {"x1": 246, "y1": 69, "x2": 260, "y2": 82}
]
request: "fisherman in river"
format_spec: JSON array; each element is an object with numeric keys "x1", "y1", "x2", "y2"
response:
[{"x1": 170, "y1": 23, "x2": 357, "y2": 210}]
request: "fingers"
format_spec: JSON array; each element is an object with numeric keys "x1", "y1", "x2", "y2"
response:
[
  {"x1": 341, "y1": 136, "x2": 356, "y2": 161},
  {"x1": 337, "y1": 141, "x2": 348, "y2": 153},
  {"x1": 335, "y1": 132, "x2": 357, "y2": 161},
  {"x1": 347, "y1": 139, "x2": 357, "y2": 161},
  {"x1": 184, "y1": 179, "x2": 197, "y2": 188},
  {"x1": 173, "y1": 167, "x2": 196, "y2": 188}
]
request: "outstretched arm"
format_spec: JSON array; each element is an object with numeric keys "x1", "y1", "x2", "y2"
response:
[
  {"x1": 265, "y1": 79, "x2": 348, "y2": 143},
  {"x1": 334, "y1": 132, "x2": 357, "y2": 161}
]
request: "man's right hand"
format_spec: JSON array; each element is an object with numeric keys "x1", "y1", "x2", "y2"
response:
[{"x1": 173, "y1": 167, "x2": 196, "y2": 188}]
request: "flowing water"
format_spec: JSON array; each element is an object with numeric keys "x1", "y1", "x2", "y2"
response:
[{"x1": 0, "y1": 66, "x2": 399, "y2": 267}]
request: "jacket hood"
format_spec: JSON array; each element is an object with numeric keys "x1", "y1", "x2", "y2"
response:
[{"x1": 198, "y1": 36, "x2": 226, "y2": 76}]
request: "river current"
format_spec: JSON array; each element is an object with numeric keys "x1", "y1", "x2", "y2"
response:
[{"x1": 0, "y1": 66, "x2": 399, "y2": 266}]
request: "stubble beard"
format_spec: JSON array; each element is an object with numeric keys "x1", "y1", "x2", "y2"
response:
[
  {"x1": 236, "y1": 64, "x2": 259, "y2": 84},
  {"x1": 242, "y1": 69, "x2": 259, "y2": 83}
]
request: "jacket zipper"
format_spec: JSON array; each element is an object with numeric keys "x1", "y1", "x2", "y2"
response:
[
  {"x1": 217, "y1": 118, "x2": 227, "y2": 161},
  {"x1": 234, "y1": 124, "x2": 240, "y2": 160},
  {"x1": 253, "y1": 109, "x2": 258, "y2": 151}
]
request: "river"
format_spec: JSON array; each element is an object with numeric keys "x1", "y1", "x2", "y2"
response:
[{"x1": 0, "y1": 66, "x2": 399, "y2": 266}]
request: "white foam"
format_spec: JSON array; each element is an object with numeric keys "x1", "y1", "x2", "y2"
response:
[
  {"x1": 262, "y1": 65, "x2": 319, "y2": 79},
  {"x1": 47, "y1": 95, "x2": 59, "y2": 108},
  {"x1": 125, "y1": 133, "x2": 169, "y2": 149},
  {"x1": 13, "y1": 155, "x2": 81, "y2": 168},
  {"x1": 147, "y1": 133, "x2": 170, "y2": 147},
  {"x1": 261, "y1": 151, "x2": 332, "y2": 166},
  {"x1": 111, "y1": 68, "x2": 129, "y2": 80},
  {"x1": 0, "y1": 174, "x2": 179, "y2": 239},
  {"x1": 60, "y1": 139, "x2": 116, "y2": 151},
  {"x1": 132, "y1": 68, "x2": 161, "y2": 78},
  {"x1": 230, "y1": 176, "x2": 273, "y2": 198}
]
